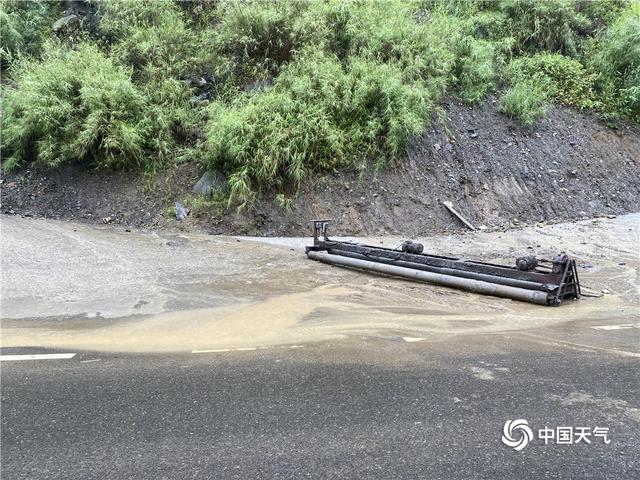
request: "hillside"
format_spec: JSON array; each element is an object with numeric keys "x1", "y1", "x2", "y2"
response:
[
  {"x1": 3, "y1": 95, "x2": 639, "y2": 236},
  {"x1": 1, "y1": 0, "x2": 639, "y2": 235}
]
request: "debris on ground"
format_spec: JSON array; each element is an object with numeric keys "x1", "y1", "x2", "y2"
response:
[
  {"x1": 442, "y1": 201, "x2": 477, "y2": 231},
  {"x1": 306, "y1": 220, "x2": 581, "y2": 306},
  {"x1": 175, "y1": 202, "x2": 189, "y2": 221}
]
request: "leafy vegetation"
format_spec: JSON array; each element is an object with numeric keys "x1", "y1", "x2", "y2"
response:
[
  {"x1": 178, "y1": 192, "x2": 227, "y2": 218},
  {"x1": 205, "y1": 48, "x2": 432, "y2": 206},
  {"x1": 2, "y1": 43, "x2": 151, "y2": 170},
  {"x1": 586, "y1": 3, "x2": 640, "y2": 122},
  {"x1": 0, "y1": 1, "x2": 61, "y2": 65},
  {"x1": 499, "y1": 81, "x2": 550, "y2": 126},
  {"x1": 99, "y1": 0, "x2": 210, "y2": 82},
  {"x1": 505, "y1": 53, "x2": 598, "y2": 108},
  {"x1": 1, "y1": 0, "x2": 638, "y2": 206}
]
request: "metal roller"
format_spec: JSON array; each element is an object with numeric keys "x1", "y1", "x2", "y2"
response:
[
  {"x1": 328, "y1": 249, "x2": 551, "y2": 291},
  {"x1": 308, "y1": 250, "x2": 551, "y2": 305}
]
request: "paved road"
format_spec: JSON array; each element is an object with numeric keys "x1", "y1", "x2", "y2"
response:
[{"x1": 2, "y1": 324, "x2": 639, "y2": 480}]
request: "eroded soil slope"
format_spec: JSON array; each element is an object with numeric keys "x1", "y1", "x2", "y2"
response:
[{"x1": 2, "y1": 97, "x2": 639, "y2": 236}]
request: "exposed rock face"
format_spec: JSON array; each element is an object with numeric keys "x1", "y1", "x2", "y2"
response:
[
  {"x1": 192, "y1": 170, "x2": 229, "y2": 196},
  {"x1": 52, "y1": 14, "x2": 79, "y2": 33}
]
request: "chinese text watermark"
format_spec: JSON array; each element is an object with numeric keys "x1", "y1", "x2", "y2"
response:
[{"x1": 502, "y1": 419, "x2": 610, "y2": 451}]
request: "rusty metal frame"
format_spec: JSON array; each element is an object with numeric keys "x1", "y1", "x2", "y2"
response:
[{"x1": 306, "y1": 220, "x2": 581, "y2": 306}]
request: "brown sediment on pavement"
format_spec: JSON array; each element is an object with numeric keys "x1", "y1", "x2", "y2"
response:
[
  {"x1": 0, "y1": 278, "x2": 631, "y2": 353},
  {"x1": 1, "y1": 213, "x2": 638, "y2": 353}
]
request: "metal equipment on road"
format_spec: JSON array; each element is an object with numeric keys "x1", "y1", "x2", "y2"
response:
[{"x1": 305, "y1": 220, "x2": 581, "y2": 306}]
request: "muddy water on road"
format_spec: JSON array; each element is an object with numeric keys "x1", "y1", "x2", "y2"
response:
[
  {"x1": 1, "y1": 214, "x2": 638, "y2": 353},
  {"x1": 1, "y1": 281, "x2": 629, "y2": 353}
]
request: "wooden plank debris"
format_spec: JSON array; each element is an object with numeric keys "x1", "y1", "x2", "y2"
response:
[{"x1": 441, "y1": 200, "x2": 477, "y2": 231}]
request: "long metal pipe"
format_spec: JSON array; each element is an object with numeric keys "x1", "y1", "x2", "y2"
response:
[
  {"x1": 329, "y1": 249, "x2": 549, "y2": 291},
  {"x1": 307, "y1": 251, "x2": 550, "y2": 305}
]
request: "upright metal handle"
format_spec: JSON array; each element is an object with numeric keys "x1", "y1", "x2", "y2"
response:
[{"x1": 312, "y1": 219, "x2": 331, "y2": 245}]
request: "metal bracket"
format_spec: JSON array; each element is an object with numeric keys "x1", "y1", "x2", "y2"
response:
[
  {"x1": 547, "y1": 254, "x2": 581, "y2": 305},
  {"x1": 311, "y1": 219, "x2": 331, "y2": 245}
]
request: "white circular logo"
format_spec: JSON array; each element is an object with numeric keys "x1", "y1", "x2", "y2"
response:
[{"x1": 502, "y1": 419, "x2": 534, "y2": 451}]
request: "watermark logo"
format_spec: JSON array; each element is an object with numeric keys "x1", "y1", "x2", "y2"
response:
[
  {"x1": 502, "y1": 420, "x2": 610, "y2": 451},
  {"x1": 502, "y1": 419, "x2": 534, "y2": 451}
]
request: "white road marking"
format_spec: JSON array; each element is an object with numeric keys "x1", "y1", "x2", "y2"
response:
[
  {"x1": 402, "y1": 337, "x2": 425, "y2": 342},
  {"x1": 193, "y1": 345, "x2": 305, "y2": 354},
  {"x1": 192, "y1": 347, "x2": 259, "y2": 353},
  {"x1": 80, "y1": 359, "x2": 102, "y2": 363},
  {"x1": 0, "y1": 353, "x2": 76, "y2": 361},
  {"x1": 591, "y1": 323, "x2": 640, "y2": 331},
  {"x1": 192, "y1": 348, "x2": 232, "y2": 354},
  {"x1": 191, "y1": 345, "x2": 304, "y2": 353}
]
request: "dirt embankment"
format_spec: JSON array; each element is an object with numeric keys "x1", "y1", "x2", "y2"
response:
[{"x1": 2, "y1": 96, "x2": 639, "y2": 236}]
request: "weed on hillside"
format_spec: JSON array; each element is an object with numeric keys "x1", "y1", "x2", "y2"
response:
[{"x1": 1, "y1": 0, "x2": 637, "y2": 207}]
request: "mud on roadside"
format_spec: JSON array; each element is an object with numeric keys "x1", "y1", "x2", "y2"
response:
[{"x1": 1, "y1": 213, "x2": 637, "y2": 353}]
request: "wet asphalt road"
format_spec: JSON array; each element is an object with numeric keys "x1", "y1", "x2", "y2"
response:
[{"x1": 2, "y1": 327, "x2": 639, "y2": 480}]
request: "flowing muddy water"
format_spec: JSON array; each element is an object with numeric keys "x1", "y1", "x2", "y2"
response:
[{"x1": 1, "y1": 214, "x2": 638, "y2": 352}]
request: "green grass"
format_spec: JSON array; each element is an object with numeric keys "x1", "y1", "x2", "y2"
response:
[
  {"x1": 204, "y1": 47, "x2": 432, "y2": 207},
  {"x1": 0, "y1": 0, "x2": 62, "y2": 66},
  {"x1": 586, "y1": 3, "x2": 640, "y2": 122},
  {"x1": 2, "y1": 42, "x2": 151, "y2": 169},
  {"x1": 179, "y1": 192, "x2": 227, "y2": 218},
  {"x1": 1, "y1": 0, "x2": 637, "y2": 206},
  {"x1": 504, "y1": 53, "x2": 600, "y2": 110},
  {"x1": 499, "y1": 81, "x2": 550, "y2": 126}
]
